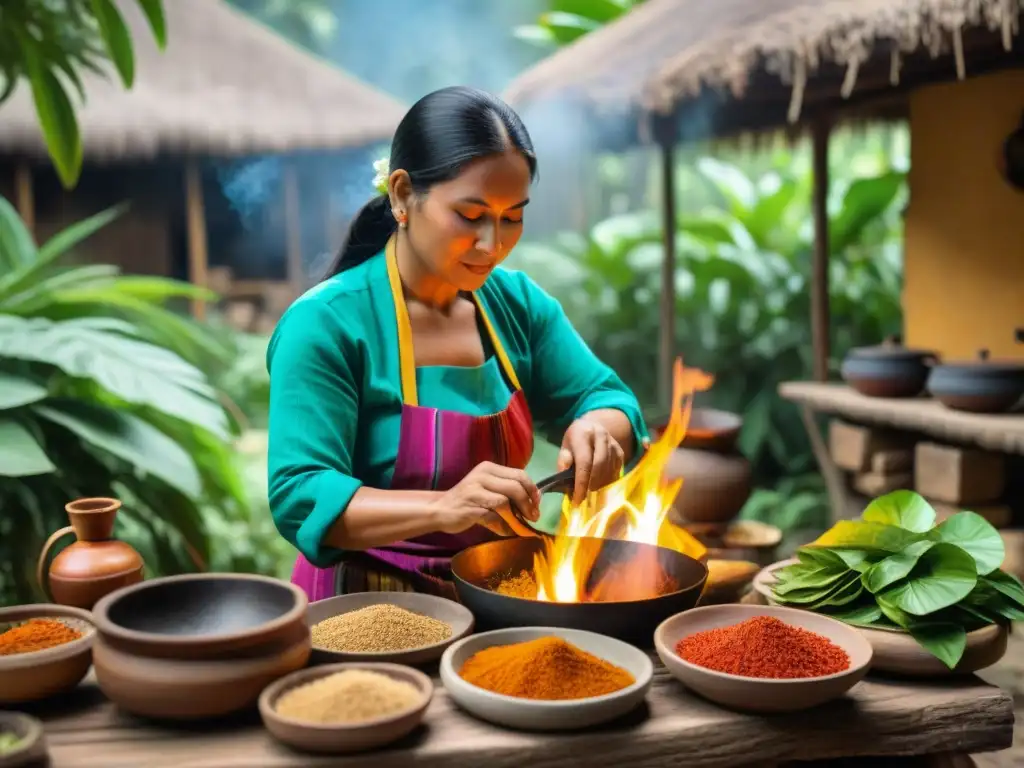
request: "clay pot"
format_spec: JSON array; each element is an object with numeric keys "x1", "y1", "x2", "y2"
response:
[
  {"x1": 841, "y1": 336, "x2": 939, "y2": 398},
  {"x1": 37, "y1": 498, "x2": 144, "y2": 610},
  {"x1": 0, "y1": 604, "x2": 95, "y2": 705},
  {"x1": 927, "y1": 349, "x2": 1024, "y2": 413},
  {"x1": 664, "y1": 447, "x2": 752, "y2": 524},
  {"x1": 680, "y1": 408, "x2": 742, "y2": 453}
]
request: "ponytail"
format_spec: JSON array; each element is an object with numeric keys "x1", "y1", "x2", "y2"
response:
[{"x1": 323, "y1": 195, "x2": 397, "y2": 278}]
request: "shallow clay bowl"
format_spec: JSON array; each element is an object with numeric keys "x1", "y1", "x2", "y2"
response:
[
  {"x1": 259, "y1": 662, "x2": 433, "y2": 754},
  {"x1": 680, "y1": 408, "x2": 743, "y2": 453},
  {"x1": 0, "y1": 712, "x2": 47, "y2": 768},
  {"x1": 655, "y1": 604, "x2": 872, "y2": 713},
  {"x1": 440, "y1": 627, "x2": 652, "y2": 731},
  {"x1": 91, "y1": 573, "x2": 308, "y2": 659},
  {"x1": 306, "y1": 592, "x2": 473, "y2": 665},
  {"x1": 753, "y1": 560, "x2": 1008, "y2": 676},
  {"x1": 0, "y1": 604, "x2": 94, "y2": 705},
  {"x1": 699, "y1": 560, "x2": 760, "y2": 605}
]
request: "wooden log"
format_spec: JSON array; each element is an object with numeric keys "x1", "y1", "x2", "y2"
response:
[
  {"x1": 915, "y1": 443, "x2": 1006, "y2": 505},
  {"x1": 872, "y1": 450, "x2": 914, "y2": 474},
  {"x1": 811, "y1": 119, "x2": 831, "y2": 383},
  {"x1": 853, "y1": 471, "x2": 914, "y2": 497}
]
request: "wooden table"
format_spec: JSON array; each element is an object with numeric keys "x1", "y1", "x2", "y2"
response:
[{"x1": 14, "y1": 663, "x2": 1014, "y2": 768}]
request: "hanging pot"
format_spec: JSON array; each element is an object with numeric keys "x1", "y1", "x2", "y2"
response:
[
  {"x1": 840, "y1": 335, "x2": 939, "y2": 398},
  {"x1": 927, "y1": 348, "x2": 1024, "y2": 414}
]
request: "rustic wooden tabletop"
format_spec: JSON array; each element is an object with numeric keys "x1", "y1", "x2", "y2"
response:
[{"x1": 11, "y1": 662, "x2": 1014, "y2": 768}]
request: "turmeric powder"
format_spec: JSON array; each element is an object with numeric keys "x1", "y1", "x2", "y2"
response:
[
  {"x1": 459, "y1": 636, "x2": 635, "y2": 700},
  {"x1": 0, "y1": 618, "x2": 82, "y2": 656}
]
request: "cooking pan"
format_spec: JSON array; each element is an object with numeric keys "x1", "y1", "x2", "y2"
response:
[{"x1": 451, "y1": 537, "x2": 707, "y2": 646}]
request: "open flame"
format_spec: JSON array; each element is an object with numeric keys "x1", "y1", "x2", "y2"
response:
[{"x1": 532, "y1": 359, "x2": 713, "y2": 603}]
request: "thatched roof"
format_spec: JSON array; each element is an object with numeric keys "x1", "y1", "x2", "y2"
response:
[
  {"x1": 505, "y1": 0, "x2": 1024, "y2": 137},
  {"x1": 0, "y1": 0, "x2": 405, "y2": 160}
]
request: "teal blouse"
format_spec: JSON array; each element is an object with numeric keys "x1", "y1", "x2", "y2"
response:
[{"x1": 267, "y1": 251, "x2": 649, "y2": 567}]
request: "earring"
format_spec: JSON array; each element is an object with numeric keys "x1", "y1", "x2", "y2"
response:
[{"x1": 396, "y1": 211, "x2": 407, "y2": 228}]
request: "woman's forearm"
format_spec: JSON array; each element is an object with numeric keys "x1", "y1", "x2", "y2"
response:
[
  {"x1": 579, "y1": 408, "x2": 638, "y2": 462},
  {"x1": 324, "y1": 487, "x2": 444, "y2": 550}
]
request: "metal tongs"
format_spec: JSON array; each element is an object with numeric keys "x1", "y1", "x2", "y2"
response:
[{"x1": 478, "y1": 468, "x2": 575, "y2": 540}]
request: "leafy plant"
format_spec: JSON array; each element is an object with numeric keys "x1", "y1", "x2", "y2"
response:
[
  {"x1": 0, "y1": 0, "x2": 167, "y2": 187},
  {"x1": 772, "y1": 491, "x2": 1024, "y2": 668},
  {"x1": 0, "y1": 197, "x2": 248, "y2": 605},
  {"x1": 514, "y1": 0, "x2": 644, "y2": 49}
]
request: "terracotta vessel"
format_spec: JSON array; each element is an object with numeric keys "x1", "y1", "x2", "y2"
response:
[
  {"x1": 665, "y1": 446, "x2": 752, "y2": 524},
  {"x1": 37, "y1": 498, "x2": 144, "y2": 610}
]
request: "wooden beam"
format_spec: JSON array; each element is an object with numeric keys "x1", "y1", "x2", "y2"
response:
[
  {"x1": 185, "y1": 160, "x2": 209, "y2": 320},
  {"x1": 811, "y1": 120, "x2": 831, "y2": 382},
  {"x1": 283, "y1": 160, "x2": 303, "y2": 292},
  {"x1": 14, "y1": 161, "x2": 34, "y2": 235},
  {"x1": 656, "y1": 123, "x2": 678, "y2": 408}
]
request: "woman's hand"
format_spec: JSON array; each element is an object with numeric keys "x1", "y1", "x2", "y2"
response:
[
  {"x1": 430, "y1": 461, "x2": 541, "y2": 535},
  {"x1": 558, "y1": 418, "x2": 625, "y2": 505}
]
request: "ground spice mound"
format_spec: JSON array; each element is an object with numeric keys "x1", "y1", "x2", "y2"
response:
[
  {"x1": 0, "y1": 618, "x2": 82, "y2": 656},
  {"x1": 495, "y1": 570, "x2": 537, "y2": 599},
  {"x1": 459, "y1": 636, "x2": 635, "y2": 700},
  {"x1": 676, "y1": 615, "x2": 850, "y2": 679},
  {"x1": 275, "y1": 670, "x2": 422, "y2": 724},
  {"x1": 311, "y1": 604, "x2": 452, "y2": 653}
]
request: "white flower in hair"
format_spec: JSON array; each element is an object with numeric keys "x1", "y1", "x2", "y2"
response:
[{"x1": 372, "y1": 157, "x2": 389, "y2": 195}]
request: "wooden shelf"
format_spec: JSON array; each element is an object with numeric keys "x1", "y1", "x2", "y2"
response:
[{"x1": 779, "y1": 382, "x2": 1024, "y2": 456}]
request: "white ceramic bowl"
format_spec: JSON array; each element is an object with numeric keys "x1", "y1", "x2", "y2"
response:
[
  {"x1": 654, "y1": 604, "x2": 873, "y2": 713},
  {"x1": 306, "y1": 592, "x2": 474, "y2": 665},
  {"x1": 440, "y1": 627, "x2": 652, "y2": 731}
]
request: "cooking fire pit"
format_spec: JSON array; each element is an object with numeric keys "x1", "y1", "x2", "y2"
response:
[{"x1": 451, "y1": 537, "x2": 707, "y2": 645}]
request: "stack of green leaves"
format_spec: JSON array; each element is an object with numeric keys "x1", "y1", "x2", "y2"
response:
[{"x1": 771, "y1": 490, "x2": 1024, "y2": 668}]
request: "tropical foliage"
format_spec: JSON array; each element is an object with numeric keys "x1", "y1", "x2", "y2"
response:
[
  {"x1": 773, "y1": 491, "x2": 1024, "y2": 668},
  {"x1": 0, "y1": 0, "x2": 167, "y2": 187},
  {"x1": 515, "y1": 0, "x2": 643, "y2": 48},
  {"x1": 0, "y1": 198, "x2": 249, "y2": 604}
]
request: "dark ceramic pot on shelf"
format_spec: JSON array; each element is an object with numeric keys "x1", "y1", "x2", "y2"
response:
[
  {"x1": 840, "y1": 336, "x2": 939, "y2": 398},
  {"x1": 927, "y1": 348, "x2": 1024, "y2": 413}
]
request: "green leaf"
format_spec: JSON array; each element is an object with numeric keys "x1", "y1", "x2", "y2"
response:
[
  {"x1": 862, "y1": 540, "x2": 935, "y2": 593},
  {"x1": 135, "y1": 0, "x2": 168, "y2": 47},
  {"x1": 830, "y1": 171, "x2": 906, "y2": 254},
  {"x1": 0, "y1": 372, "x2": 48, "y2": 410},
  {"x1": 813, "y1": 520, "x2": 922, "y2": 552},
  {"x1": 512, "y1": 25, "x2": 558, "y2": 47},
  {"x1": 551, "y1": 0, "x2": 632, "y2": 23},
  {"x1": 0, "y1": 196, "x2": 37, "y2": 271},
  {"x1": 862, "y1": 490, "x2": 936, "y2": 532},
  {"x1": 773, "y1": 566, "x2": 847, "y2": 595},
  {"x1": 37, "y1": 203, "x2": 128, "y2": 263},
  {"x1": 907, "y1": 622, "x2": 967, "y2": 670},
  {"x1": 879, "y1": 542, "x2": 978, "y2": 616},
  {"x1": 982, "y1": 569, "x2": 1024, "y2": 607},
  {"x1": 929, "y1": 511, "x2": 1004, "y2": 575},
  {"x1": 35, "y1": 399, "x2": 202, "y2": 498},
  {"x1": 21, "y1": 37, "x2": 82, "y2": 188},
  {"x1": 0, "y1": 316, "x2": 229, "y2": 439},
  {"x1": 823, "y1": 602, "x2": 883, "y2": 627},
  {"x1": 91, "y1": 0, "x2": 136, "y2": 87},
  {"x1": 0, "y1": 418, "x2": 56, "y2": 476},
  {"x1": 537, "y1": 11, "x2": 601, "y2": 44}
]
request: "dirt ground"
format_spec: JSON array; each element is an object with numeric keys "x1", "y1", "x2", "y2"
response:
[{"x1": 974, "y1": 629, "x2": 1023, "y2": 767}]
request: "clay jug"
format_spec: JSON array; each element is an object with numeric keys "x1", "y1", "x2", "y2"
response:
[{"x1": 37, "y1": 498, "x2": 144, "y2": 609}]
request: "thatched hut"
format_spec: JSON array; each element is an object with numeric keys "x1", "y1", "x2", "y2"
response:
[
  {"x1": 505, "y1": 0, "x2": 1024, "y2": 522},
  {"x1": 0, "y1": 0, "x2": 405, "y2": 323}
]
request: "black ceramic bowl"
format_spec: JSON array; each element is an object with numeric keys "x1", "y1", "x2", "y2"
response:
[
  {"x1": 840, "y1": 343, "x2": 938, "y2": 398},
  {"x1": 928, "y1": 360, "x2": 1024, "y2": 413},
  {"x1": 91, "y1": 573, "x2": 308, "y2": 659},
  {"x1": 451, "y1": 537, "x2": 707, "y2": 646}
]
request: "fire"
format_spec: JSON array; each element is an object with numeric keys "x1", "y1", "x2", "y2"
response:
[{"x1": 532, "y1": 359, "x2": 713, "y2": 603}]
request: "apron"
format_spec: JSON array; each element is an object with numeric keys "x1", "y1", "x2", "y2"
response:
[{"x1": 291, "y1": 239, "x2": 534, "y2": 601}]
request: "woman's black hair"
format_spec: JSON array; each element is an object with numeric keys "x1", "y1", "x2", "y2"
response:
[{"x1": 325, "y1": 86, "x2": 537, "y2": 277}]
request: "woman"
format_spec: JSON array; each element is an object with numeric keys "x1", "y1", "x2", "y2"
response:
[{"x1": 268, "y1": 86, "x2": 648, "y2": 602}]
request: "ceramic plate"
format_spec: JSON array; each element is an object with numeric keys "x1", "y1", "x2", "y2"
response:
[
  {"x1": 306, "y1": 592, "x2": 474, "y2": 665},
  {"x1": 439, "y1": 626, "x2": 652, "y2": 731},
  {"x1": 655, "y1": 604, "x2": 873, "y2": 713}
]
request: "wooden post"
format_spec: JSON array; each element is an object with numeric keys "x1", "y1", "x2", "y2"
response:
[
  {"x1": 14, "y1": 161, "x2": 35, "y2": 235},
  {"x1": 654, "y1": 115, "x2": 678, "y2": 409},
  {"x1": 283, "y1": 160, "x2": 303, "y2": 293},
  {"x1": 811, "y1": 120, "x2": 831, "y2": 382},
  {"x1": 185, "y1": 160, "x2": 209, "y2": 320}
]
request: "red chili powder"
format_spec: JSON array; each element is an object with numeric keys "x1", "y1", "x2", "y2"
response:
[{"x1": 675, "y1": 616, "x2": 850, "y2": 679}]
